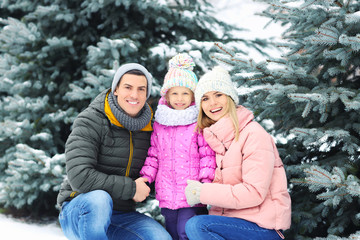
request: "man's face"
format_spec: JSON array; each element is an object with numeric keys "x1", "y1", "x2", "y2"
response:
[{"x1": 113, "y1": 73, "x2": 147, "y2": 117}]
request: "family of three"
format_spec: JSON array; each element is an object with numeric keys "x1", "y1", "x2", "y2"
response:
[{"x1": 57, "y1": 53, "x2": 291, "y2": 240}]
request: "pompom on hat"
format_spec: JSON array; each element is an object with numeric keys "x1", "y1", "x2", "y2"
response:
[
  {"x1": 195, "y1": 66, "x2": 239, "y2": 109},
  {"x1": 160, "y1": 53, "x2": 198, "y2": 96}
]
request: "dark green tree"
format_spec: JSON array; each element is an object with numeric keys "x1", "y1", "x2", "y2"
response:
[{"x1": 212, "y1": 0, "x2": 360, "y2": 239}]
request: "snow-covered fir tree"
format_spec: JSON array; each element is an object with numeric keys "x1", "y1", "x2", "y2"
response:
[
  {"x1": 0, "y1": 0, "x2": 270, "y2": 218},
  {"x1": 212, "y1": 0, "x2": 360, "y2": 239}
]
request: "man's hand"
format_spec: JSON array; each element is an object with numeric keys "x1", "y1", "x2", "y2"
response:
[{"x1": 132, "y1": 177, "x2": 150, "y2": 202}]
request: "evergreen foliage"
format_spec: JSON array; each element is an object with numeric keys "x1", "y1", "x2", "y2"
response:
[
  {"x1": 212, "y1": 0, "x2": 360, "y2": 239},
  {"x1": 0, "y1": 0, "x2": 269, "y2": 218}
]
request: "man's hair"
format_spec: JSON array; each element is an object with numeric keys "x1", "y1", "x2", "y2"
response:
[
  {"x1": 125, "y1": 69, "x2": 146, "y2": 76},
  {"x1": 116, "y1": 69, "x2": 147, "y2": 89}
]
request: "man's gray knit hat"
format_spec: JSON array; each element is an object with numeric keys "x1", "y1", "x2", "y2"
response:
[
  {"x1": 195, "y1": 66, "x2": 239, "y2": 109},
  {"x1": 111, "y1": 63, "x2": 153, "y2": 99}
]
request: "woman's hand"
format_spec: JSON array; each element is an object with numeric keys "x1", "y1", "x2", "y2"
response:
[{"x1": 185, "y1": 180, "x2": 203, "y2": 206}]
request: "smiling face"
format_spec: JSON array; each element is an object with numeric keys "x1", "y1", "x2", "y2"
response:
[
  {"x1": 166, "y1": 86, "x2": 194, "y2": 110},
  {"x1": 201, "y1": 91, "x2": 229, "y2": 122},
  {"x1": 113, "y1": 73, "x2": 147, "y2": 117}
]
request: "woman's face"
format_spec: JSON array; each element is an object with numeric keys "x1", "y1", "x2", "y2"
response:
[{"x1": 201, "y1": 91, "x2": 229, "y2": 122}]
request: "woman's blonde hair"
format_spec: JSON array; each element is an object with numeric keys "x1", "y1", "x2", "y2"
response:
[{"x1": 197, "y1": 95, "x2": 240, "y2": 141}]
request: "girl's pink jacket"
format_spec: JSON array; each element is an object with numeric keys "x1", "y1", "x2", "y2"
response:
[
  {"x1": 140, "y1": 102, "x2": 216, "y2": 210},
  {"x1": 200, "y1": 106, "x2": 291, "y2": 230}
]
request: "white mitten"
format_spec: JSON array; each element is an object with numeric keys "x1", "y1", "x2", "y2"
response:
[{"x1": 185, "y1": 180, "x2": 202, "y2": 206}]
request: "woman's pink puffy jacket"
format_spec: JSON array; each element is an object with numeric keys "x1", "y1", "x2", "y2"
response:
[
  {"x1": 140, "y1": 103, "x2": 216, "y2": 210},
  {"x1": 200, "y1": 106, "x2": 291, "y2": 230}
]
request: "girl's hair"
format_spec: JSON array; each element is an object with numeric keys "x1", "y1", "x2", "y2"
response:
[{"x1": 197, "y1": 95, "x2": 240, "y2": 141}]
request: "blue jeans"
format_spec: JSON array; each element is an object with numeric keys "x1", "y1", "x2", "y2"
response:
[
  {"x1": 59, "y1": 190, "x2": 172, "y2": 240},
  {"x1": 185, "y1": 215, "x2": 285, "y2": 240}
]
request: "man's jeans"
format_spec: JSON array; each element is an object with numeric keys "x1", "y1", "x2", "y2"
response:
[
  {"x1": 185, "y1": 215, "x2": 285, "y2": 240},
  {"x1": 59, "y1": 190, "x2": 172, "y2": 240}
]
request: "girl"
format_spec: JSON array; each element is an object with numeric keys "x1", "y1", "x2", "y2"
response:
[
  {"x1": 140, "y1": 53, "x2": 216, "y2": 240},
  {"x1": 184, "y1": 66, "x2": 291, "y2": 240}
]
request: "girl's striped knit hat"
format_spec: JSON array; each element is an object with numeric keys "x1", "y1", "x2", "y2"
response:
[{"x1": 160, "y1": 53, "x2": 198, "y2": 96}]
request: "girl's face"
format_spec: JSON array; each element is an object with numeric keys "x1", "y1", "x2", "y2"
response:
[
  {"x1": 201, "y1": 91, "x2": 229, "y2": 122},
  {"x1": 166, "y1": 86, "x2": 194, "y2": 110}
]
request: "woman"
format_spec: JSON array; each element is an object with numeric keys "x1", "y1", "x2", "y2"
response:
[{"x1": 184, "y1": 66, "x2": 291, "y2": 240}]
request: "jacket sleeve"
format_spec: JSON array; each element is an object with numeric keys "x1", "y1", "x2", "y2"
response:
[
  {"x1": 197, "y1": 132, "x2": 216, "y2": 183},
  {"x1": 200, "y1": 122, "x2": 276, "y2": 209},
  {"x1": 65, "y1": 110, "x2": 136, "y2": 201},
  {"x1": 139, "y1": 124, "x2": 160, "y2": 183}
]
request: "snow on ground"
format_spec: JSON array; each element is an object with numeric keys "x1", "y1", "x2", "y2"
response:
[
  {"x1": 0, "y1": 214, "x2": 66, "y2": 239},
  {"x1": 0, "y1": 1, "x2": 285, "y2": 239}
]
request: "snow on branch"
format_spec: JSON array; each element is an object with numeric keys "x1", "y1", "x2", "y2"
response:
[
  {"x1": 0, "y1": 143, "x2": 65, "y2": 208},
  {"x1": 306, "y1": 25, "x2": 339, "y2": 46},
  {"x1": 288, "y1": 92, "x2": 328, "y2": 120},
  {"x1": 290, "y1": 127, "x2": 359, "y2": 155},
  {"x1": 292, "y1": 165, "x2": 359, "y2": 207},
  {"x1": 314, "y1": 230, "x2": 360, "y2": 240},
  {"x1": 339, "y1": 34, "x2": 360, "y2": 52},
  {"x1": 345, "y1": 11, "x2": 360, "y2": 24}
]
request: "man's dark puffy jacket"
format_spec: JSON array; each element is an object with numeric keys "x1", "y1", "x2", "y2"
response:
[{"x1": 57, "y1": 89, "x2": 152, "y2": 212}]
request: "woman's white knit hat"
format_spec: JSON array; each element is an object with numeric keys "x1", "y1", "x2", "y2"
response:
[{"x1": 195, "y1": 66, "x2": 239, "y2": 109}]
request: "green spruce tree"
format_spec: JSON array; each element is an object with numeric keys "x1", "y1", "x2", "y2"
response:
[
  {"x1": 0, "y1": 0, "x2": 268, "y2": 218},
  {"x1": 212, "y1": 0, "x2": 360, "y2": 239}
]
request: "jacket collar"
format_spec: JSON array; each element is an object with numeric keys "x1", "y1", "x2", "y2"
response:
[
  {"x1": 203, "y1": 106, "x2": 254, "y2": 154},
  {"x1": 104, "y1": 90, "x2": 153, "y2": 131},
  {"x1": 154, "y1": 104, "x2": 198, "y2": 126}
]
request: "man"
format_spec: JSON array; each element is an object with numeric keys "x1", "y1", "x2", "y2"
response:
[{"x1": 57, "y1": 63, "x2": 171, "y2": 240}]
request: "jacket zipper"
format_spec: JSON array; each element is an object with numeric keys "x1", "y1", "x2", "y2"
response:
[
  {"x1": 125, "y1": 131, "x2": 133, "y2": 177},
  {"x1": 171, "y1": 128, "x2": 176, "y2": 208},
  {"x1": 221, "y1": 159, "x2": 225, "y2": 215}
]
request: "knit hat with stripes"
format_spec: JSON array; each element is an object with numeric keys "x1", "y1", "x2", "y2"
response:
[{"x1": 160, "y1": 53, "x2": 198, "y2": 96}]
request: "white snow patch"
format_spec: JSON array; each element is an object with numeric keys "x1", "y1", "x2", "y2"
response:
[{"x1": 0, "y1": 214, "x2": 66, "y2": 240}]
